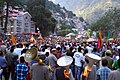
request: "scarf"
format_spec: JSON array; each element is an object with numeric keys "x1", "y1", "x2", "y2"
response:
[
  {"x1": 82, "y1": 66, "x2": 92, "y2": 78},
  {"x1": 64, "y1": 69, "x2": 70, "y2": 79}
]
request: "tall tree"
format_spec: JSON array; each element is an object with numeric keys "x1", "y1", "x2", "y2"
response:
[
  {"x1": 0, "y1": 0, "x2": 4, "y2": 29},
  {"x1": 27, "y1": 0, "x2": 57, "y2": 36}
]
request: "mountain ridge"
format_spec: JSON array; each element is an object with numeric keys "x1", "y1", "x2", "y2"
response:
[{"x1": 52, "y1": 0, "x2": 120, "y2": 23}]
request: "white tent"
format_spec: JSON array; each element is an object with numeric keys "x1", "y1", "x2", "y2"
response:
[
  {"x1": 66, "y1": 33, "x2": 75, "y2": 37},
  {"x1": 87, "y1": 38, "x2": 96, "y2": 42}
]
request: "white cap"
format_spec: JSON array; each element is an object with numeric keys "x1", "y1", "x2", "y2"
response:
[
  {"x1": 56, "y1": 45, "x2": 61, "y2": 48},
  {"x1": 117, "y1": 46, "x2": 120, "y2": 49},
  {"x1": 57, "y1": 56, "x2": 73, "y2": 67},
  {"x1": 85, "y1": 53, "x2": 101, "y2": 61}
]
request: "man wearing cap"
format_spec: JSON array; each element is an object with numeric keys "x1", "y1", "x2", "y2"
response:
[
  {"x1": 45, "y1": 48, "x2": 57, "y2": 80},
  {"x1": 82, "y1": 53, "x2": 101, "y2": 80},
  {"x1": 54, "y1": 56, "x2": 74, "y2": 80},
  {"x1": 103, "y1": 50, "x2": 113, "y2": 70}
]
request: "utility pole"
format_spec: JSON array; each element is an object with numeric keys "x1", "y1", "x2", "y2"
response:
[{"x1": 4, "y1": 1, "x2": 9, "y2": 33}]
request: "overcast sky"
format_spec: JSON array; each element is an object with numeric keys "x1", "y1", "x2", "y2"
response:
[{"x1": 49, "y1": 0, "x2": 55, "y2": 1}]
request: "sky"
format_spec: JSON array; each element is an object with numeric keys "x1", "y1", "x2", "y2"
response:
[{"x1": 48, "y1": 0, "x2": 55, "y2": 1}]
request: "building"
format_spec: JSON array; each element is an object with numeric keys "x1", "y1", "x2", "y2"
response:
[
  {"x1": 12, "y1": 11, "x2": 35, "y2": 34},
  {"x1": 2, "y1": 5, "x2": 35, "y2": 34}
]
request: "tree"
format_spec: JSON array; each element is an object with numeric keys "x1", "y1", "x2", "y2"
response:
[
  {"x1": 0, "y1": 0, "x2": 4, "y2": 28},
  {"x1": 90, "y1": 8, "x2": 120, "y2": 37},
  {"x1": 27, "y1": 0, "x2": 57, "y2": 36}
]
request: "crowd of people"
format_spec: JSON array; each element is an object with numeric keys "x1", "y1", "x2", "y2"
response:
[{"x1": 0, "y1": 35, "x2": 120, "y2": 80}]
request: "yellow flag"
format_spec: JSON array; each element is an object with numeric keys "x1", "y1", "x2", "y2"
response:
[
  {"x1": 87, "y1": 31, "x2": 90, "y2": 38},
  {"x1": 11, "y1": 33, "x2": 17, "y2": 45}
]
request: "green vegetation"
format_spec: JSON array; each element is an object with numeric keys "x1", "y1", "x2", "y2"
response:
[
  {"x1": 90, "y1": 8, "x2": 120, "y2": 38},
  {"x1": 27, "y1": 0, "x2": 57, "y2": 36},
  {"x1": 1, "y1": 0, "x2": 80, "y2": 36}
]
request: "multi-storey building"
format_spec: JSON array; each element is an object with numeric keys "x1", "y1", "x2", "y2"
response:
[{"x1": 2, "y1": 5, "x2": 35, "y2": 34}]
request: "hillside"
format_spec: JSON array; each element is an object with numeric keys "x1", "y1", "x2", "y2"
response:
[
  {"x1": 46, "y1": 0, "x2": 87, "y2": 32},
  {"x1": 52, "y1": 0, "x2": 120, "y2": 23}
]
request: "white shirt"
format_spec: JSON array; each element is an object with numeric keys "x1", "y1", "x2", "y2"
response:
[
  {"x1": 86, "y1": 46, "x2": 93, "y2": 53},
  {"x1": 13, "y1": 48, "x2": 23, "y2": 58},
  {"x1": 0, "y1": 69, "x2": 3, "y2": 75},
  {"x1": 73, "y1": 52, "x2": 85, "y2": 67}
]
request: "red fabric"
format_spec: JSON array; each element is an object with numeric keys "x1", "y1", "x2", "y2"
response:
[{"x1": 98, "y1": 38, "x2": 101, "y2": 49}]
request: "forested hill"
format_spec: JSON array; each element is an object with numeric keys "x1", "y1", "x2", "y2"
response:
[
  {"x1": 53, "y1": 0, "x2": 120, "y2": 24},
  {"x1": 45, "y1": 0, "x2": 87, "y2": 33}
]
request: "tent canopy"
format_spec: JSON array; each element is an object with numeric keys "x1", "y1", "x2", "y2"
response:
[{"x1": 66, "y1": 33, "x2": 75, "y2": 37}]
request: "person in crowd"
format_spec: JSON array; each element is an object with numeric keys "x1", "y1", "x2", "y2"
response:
[
  {"x1": 5, "y1": 48, "x2": 14, "y2": 79},
  {"x1": 108, "y1": 59, "x2": 120, "y2": 80},
  {"x1": 66, "y1": 46, "x2": 75, "y2": 78},
  {"x1": 15, "y1": 56, "x2": 28, "y2": 80},
  {"x1": 112, "y1": 46, "x2": 120, "y2": 70},
  {"x1": 6, "y1": 48, "x2": 14, "y2": 66},
  {"x1": 10, "y1": 55, "x2": 19, "y2": 80},
  {"x1": 86, "y1": 43, "x2": 93, "y2": 54},
  {"x1": 45, "y1": 48, "x2": 57, "y2": 80},
  {"x1": 73, "y1": 46, "x2": 85, "y2": 80},
  {"x1": 54, "y1": 56, "x2": 74, "y2": 80},
  {"x1": 92, "y1": 47, "x2": 101, "y2": 56},
  {"x1": 82, "y1": 53, "x2": 101, "y2": 80},
  {"x1": 31, "y1": 55, "x2": 50, "y2": 80},
  {"x1": 46, "y1": 48, "x2": 57, "y2": 70},
  {"x1": 96, "y1": 58, "x2": 111, "y2": 80},
  {"x1": 21, "y1": 49, "x2": 30, "y2": 80},
  {"x1": 103, "y1": 50, "x2": 113, "y2": 70},
  {"x1": 55, "y1": 45, "x2": 62, "y2": 59},
  {"x1": 0, "y1": 50, "x2": 8, "y2": 80},
  {"x1": 66, "y1": 46, "x2": 74, "y2": 57},
  {"x1": 0, "y1": 67, "x2": 3, "y2": 80},
  {"x1": 13, "y1": 43, "x2": 23, "y2": 58}
]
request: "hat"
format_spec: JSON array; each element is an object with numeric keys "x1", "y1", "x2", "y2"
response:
[
  {"x1": 117, "y1": 46, "x2": 120, "y2": 49},
  {"x1": 106, "y1": 50, "x2": 111, "y2": 54},
  {"x1": 85, "y1": 53, "x2": 101, "y2": 61},
  {"x1": 57, "y1": 56, "x2": 73, "y2": 67},
  {"x1": 0, "y1": 45, "x2": 6, "y2": 51},
  {"x1": 56, "y1": 44, "x2": 61, "y2": 48},
  {"x1": 52, "y1": 48, "x2": 56, "y2": 51}
]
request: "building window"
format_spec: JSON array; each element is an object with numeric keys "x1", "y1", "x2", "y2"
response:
[
  {"x1": 24, "y1": 28, "x2": 28, "y2": 32},
  {"x1": 25, "y1": 23, "x2": 29, "y2": 27},
  {"x1": 16, "y1": 27, "x2": 21, "y2": 33},
  {"x1": 17, "y1": 20, "x2": 22, "y2": 26}
]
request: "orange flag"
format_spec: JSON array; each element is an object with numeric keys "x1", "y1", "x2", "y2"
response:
[
  {"x1": 30, "y1": 35, "x2": 36, "y2": 43},
  {"x1": 38, "y1": 35, "x2": 42, "y2": 43},
  {"x1": 99, "y1": 31, "x2": 102, "y2": 40},
  {"x1": 11, "y1": 33, "x2": 17, "y2": 45}
]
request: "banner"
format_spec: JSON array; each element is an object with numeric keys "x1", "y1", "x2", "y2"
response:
[{"x1": 11, "y1": 33, "x2": 17, "y2": 45}]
